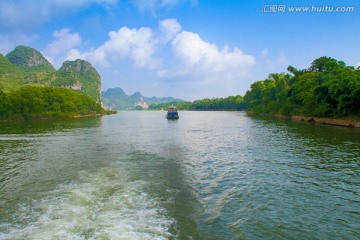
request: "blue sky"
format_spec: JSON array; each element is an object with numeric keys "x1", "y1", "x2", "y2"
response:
[{"x1": 1, "y1": 0, "x2": 359, "y2": 100}]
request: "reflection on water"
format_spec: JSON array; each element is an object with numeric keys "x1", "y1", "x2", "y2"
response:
[
  {"x1": 0, "y1": 116, "x2": 101, "y2": 135},
  {"x1": 0, "y1": 112, "x2": 359, "y2": 239}
]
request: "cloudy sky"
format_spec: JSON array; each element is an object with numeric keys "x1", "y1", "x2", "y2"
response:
[{"x1": 1, "y1": 0, "x2": 359, "y2": 100}]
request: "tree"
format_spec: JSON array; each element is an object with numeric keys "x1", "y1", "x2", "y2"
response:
[
  {"x1": 0, "y1": 90, "x2": 11, "y2": 117},
  {"x1": 0, "y1": 86, "x2": 113, "y2": 121},
  {"x1": 244, "y1": 56, "x2": 360, "y2": 118}
]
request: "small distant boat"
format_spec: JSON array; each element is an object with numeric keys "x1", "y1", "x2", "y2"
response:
[{"x1": 166, "y1": 106, "x2": 179, "y2": 120}]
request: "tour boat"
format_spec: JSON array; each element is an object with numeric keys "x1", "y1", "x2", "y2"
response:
[{"x1": 166, "y1": 106, "x2": 179, "y2": 120}]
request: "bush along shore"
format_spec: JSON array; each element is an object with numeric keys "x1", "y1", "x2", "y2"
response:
[{"x1": 0, "y1": 86, "x2": 116, "y2": 121}]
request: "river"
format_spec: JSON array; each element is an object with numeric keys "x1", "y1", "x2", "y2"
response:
[{"x1": 0, "y1": 111, "x2": 359, "y2": 239}]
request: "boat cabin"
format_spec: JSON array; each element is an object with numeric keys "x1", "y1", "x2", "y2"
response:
[{"x1": 166, "y1": 106, "x2": 179, "y2": 119}]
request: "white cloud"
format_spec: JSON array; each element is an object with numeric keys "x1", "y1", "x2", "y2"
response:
[
  {"x1": 149, "y1": 30, "x2": 256, "y2": 99},
  {"x1": 46, "y1": 29, "x2": 82, "y2": 57},
  {"x1": 103, "y1": 27, "x2": 156, "y2": 68},
  {"x1": 171, "y1": 31, "x2": 255, "y2": 75},
  {"x1": 43, "y1": 29, "x2": 82, "y2": 68},
  {"x1": 45, "y1": 24, "x2": 159, "y2": 69},
  {"x1": 75, "y1": 26, "x2": 159, "y2": 69},
  {"x1": 65, "y1": 49, "x2": 84, "y2": 61},
  {"x1": 63, "y1": 19, "x2": 182, "y2": 69},
  {"x1": 44, "y1": 18, "x2": 255, "y2": 99},
  {"x1": 158, "y1": 19, "x2": 182, "y2": 43}
]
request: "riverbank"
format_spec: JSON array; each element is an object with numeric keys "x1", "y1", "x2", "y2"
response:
[
  {"x1": 247, "y1": 111, "x2": 360, "y2": 128},
  {"x1": 291, "y1": 115, "x2": 360, "y2": 128}
]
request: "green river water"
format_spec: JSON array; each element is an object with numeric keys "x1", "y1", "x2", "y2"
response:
[{"x1": 0, "y1": 111, "x2": 359, "y2": 239}]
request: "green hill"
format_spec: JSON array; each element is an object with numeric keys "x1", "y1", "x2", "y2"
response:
[
  {"x1": 0, "y1": 46, "x2": 101, "y2": 102},
  {"x1": 6, "y1": 45, "x2": 55, "y2": 72},
  {"x1": 56, "y1": 59, "x2": 101, "y2": 102}
]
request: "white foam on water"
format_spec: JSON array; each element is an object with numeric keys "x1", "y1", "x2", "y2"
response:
[{"x1": 0, "y1": 165, "x2": 175, "y2": 240}]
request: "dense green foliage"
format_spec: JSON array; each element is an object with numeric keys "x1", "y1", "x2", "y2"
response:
[
  {"x1": 148, "y1": 95, "x2": 245, "y2": 111},
  {"x1": 190, "y1": 95, "x2": 245, "y2": 110},
  {"x1": 0, "y1": 86, "x2": 114, "y2": 121},
  {"x1": 244, "y1": 57, "x2": 360, "y2": 118},
  {"x1": 148, "y1": 101, "x2": 192, "y2": 110}
]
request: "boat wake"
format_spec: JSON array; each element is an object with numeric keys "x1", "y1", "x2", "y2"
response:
[{"x1": 0, "y1": 164, "x2": 174, "y2": 240}]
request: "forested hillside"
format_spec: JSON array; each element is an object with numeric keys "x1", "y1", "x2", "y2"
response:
[
  {"x1": 56, "y1": 59, "x2": 102, "y2": 102},
  {"x1": 1, "y1": 46, "x2": 102, "y2": 102},
  {"x1": 0, "y1": 46, "x2": 115, "y2": 121},
  {"x1": 244, "y1": 57, "x2": 360, "y2": 118}
]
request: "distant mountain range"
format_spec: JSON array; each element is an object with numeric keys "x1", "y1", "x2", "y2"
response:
[
  {"x1": 0, "y1": 45, "x2": 101, "y2": 102},
  {"x1": 102, "y1": 87, "x2": 184, "y2": 110}
]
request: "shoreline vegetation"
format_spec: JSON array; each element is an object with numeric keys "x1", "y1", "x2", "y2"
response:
[
  {"x1": 0, "y1": 45, "x2": 117, "y2": 122},
  {"x1": 148, "y1": 95, "x2": 246, "y2": 111},
  {"x1": 149, "y1": 56, "x2": 360, "y2": 129},
  {"x1": 0, "y1": 86, "x2": 116, "y2": 122},
  {"x1": 241, "y1": 56, "x2": 360, "y2": 129}
]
